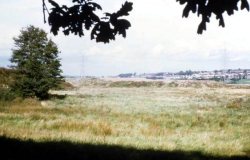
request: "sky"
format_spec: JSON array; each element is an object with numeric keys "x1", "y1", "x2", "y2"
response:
[{"x1": 0, "y1": 0, "x2": 250, "y2": 76}]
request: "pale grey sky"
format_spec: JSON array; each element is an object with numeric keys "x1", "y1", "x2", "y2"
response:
[{"x1": 0, "y1": 0, "x2": 250, "y2": 76}]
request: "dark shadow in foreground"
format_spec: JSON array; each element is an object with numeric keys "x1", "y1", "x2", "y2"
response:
[{"x1": 0, "y1": 136, "x2": 249, "y2": 160}]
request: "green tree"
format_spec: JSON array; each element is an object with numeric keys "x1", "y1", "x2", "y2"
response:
[{"x1": 10, "y1": 25, "x2": 62, "y2": 99}]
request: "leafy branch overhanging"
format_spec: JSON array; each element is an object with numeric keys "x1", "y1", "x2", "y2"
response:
[{"x1": 43, "y1": 0, "x2": 133, "y2": 43}]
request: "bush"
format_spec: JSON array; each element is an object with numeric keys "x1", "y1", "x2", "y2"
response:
[{"x1": 0, "y1": 88, "x2": 17, "y2": 104}]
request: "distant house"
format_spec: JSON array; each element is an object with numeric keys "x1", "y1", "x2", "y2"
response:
[{"x1": 117, "y1": 69, "x2": 250, "y2": 81}]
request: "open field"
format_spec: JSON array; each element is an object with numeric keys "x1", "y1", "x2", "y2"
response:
[
  {"x1": 0, "y1": 79, "x2": 250, "y2": 159},
  {"x1": 236, "y1": 79, "x2": 250, "y2": 85}
]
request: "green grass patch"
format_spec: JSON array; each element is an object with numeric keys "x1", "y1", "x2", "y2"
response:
[{"x1": 236, "y1": 79, "x2": 250, "y2": 84}]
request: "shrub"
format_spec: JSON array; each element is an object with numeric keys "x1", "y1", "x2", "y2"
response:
[{"x1": 0, "y1": 88, "x2": 17, "y2": 102}]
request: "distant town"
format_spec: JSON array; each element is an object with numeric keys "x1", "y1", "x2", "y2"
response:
[{"x1": 117, "y1": 69, "x2": 250, "y2": 83}]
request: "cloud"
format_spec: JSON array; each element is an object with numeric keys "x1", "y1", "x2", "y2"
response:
[{"x1": 150, "y1": 44, "x2": 165, "y2": 57}]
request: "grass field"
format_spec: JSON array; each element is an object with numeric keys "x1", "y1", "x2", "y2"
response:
[
  {"x1": 235, "y1": 79, "x2": 250, "y2": 85},
  {"x1": 0, "y1": 79, "x2": 250, "y2": 159}
]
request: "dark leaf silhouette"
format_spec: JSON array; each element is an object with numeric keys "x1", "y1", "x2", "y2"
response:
[
  {"x1": 116, "y1": 1, "x2": 133, "y2": 16},
  {"x1": 44, "y1": 0, "x2": 249, "y2": 40},
  {"x1": 113, "y1": 19, "x2": 131, "y2": 37},
  {"x1": 182, "y1": 2, "x2": 196, "y2": 18},
  {"x1": 45, "y1": 0, "x2": 133, "y2": 43},
  {"x1": 177, "y1": 0, "x2": 249, "y2": 34},
  {"x1": 48, "y1": 0, "x2": 60, "y2": 8},
  {"x1": 88, "y1": 2, "x2": 102, "y2": 11},
  {"x1": 241, "y1": 0, "x2": 250, "y2": 10},
  {"x1": 91, "y1": 22, "x2": 115, "y2": 43}
]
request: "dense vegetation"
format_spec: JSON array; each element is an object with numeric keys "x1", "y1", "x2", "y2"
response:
[
  {"x1": 0, "y1": 67, "x2": 73, "y2": 103},
  {"x1": 10, "y1": 26, "x2": 63, "y2": 100},
  {"x1": 0, "y1": 80, "x2": 249, "y2": 158}
]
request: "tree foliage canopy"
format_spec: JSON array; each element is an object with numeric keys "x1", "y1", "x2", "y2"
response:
[
  {"x1": 44, "y1": 0, "x2": 133, "y2": 43},
  {"x1": 177, "y1": 0, "x2": 249, "y2": 34},
  {"x1": 11, "y1": 26, "x2": 62, "y2": 99},
  {"x1": 43, "y1": 0, "x2": 249, "y2": 42}
]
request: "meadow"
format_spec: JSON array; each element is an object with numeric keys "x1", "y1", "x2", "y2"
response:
[{"x1": 0, "y1": 79, "x2": 249, "y2": 159}]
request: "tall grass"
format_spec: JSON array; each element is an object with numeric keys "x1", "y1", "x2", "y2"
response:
[{"x1": 0, "y1": 80, "x2": 250, "y2": 156}]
